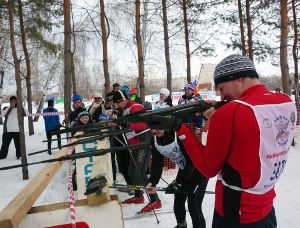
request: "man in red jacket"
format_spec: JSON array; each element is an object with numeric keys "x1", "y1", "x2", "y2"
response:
[
  {"x1": 142, "y1": 54, "x2": 297, "y2": 227},
  {"x1": 112, "y1": 90, "x2": 151, "y2": 204}
]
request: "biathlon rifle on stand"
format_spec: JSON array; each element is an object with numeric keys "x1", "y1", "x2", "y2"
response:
[
  {"x1": 0, "y1": 142, "x2": 149, "y2": 171},
  {"x1": 52, "y1": 100, "x2": 227, "y2": 135},
  {"x1": 29, "y1": 128, "x2": 132, "y2": 156}
]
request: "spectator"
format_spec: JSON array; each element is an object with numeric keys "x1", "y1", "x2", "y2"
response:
[
  {"x1": 178, "y1": 83, "x2": 205, "y2": 143},
  {"x1": 154, "y1": 88, "x2": 173, "y2": 110},
  {"x1": 112, "y1": 83, "x2": 121, "y2": 92},
  {"x1": 0, "y1": 96, "x2": 29, "y2": 159},
  {"x1": 70, "y1": 94, "x2": 86, "y2": 123},
  {"x1": 88, "y1": 93, "x2": 105, "y2": 123},
  {"x1": 43, "y1": 99, "x2": 61, "y2": 155}
]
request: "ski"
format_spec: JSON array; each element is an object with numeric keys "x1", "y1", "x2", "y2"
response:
[{"x1": 124, "y1": 210, "x2": 174, "y2": 220}]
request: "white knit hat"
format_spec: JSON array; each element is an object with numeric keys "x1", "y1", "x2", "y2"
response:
[
  {"x1": 94, "y1": 92, "x2": 102, "y2": 98},
  {"x1": 159, "y1": 88, "x2": 170, "y2": 97}
]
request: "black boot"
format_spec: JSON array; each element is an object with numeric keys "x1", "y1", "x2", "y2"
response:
[{"x1": 175, "y1": 220, "x2": 187, "y2": 228}]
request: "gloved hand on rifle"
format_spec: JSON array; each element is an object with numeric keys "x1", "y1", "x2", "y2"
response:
[
  {"x1": 141, "y1": 115, "x2": 182, "y2": 131},
  {"x1": 165, "y1": 180, "x2": 183, "y2": 194}
]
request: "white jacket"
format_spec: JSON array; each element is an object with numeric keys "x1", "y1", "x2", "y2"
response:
[{"x1": 2, "y1": 107, "x2": 29, "y2": 132}]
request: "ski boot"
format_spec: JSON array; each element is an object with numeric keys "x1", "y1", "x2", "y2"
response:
[
  {"x1": 123, "y1": 195, "x2": 144, "y2": 204},
  {"x1": 140, "y1": 199, "x2": 162, "y2": 213},
  {"x1": 174, "y1": 220, "x2": 187, "y2": 228}
]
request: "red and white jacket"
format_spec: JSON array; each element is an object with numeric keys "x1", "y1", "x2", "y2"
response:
[
  {"x1": 177, "y1": 84, "x2": 296, "y2": 224},
  {"x1": 122, "y1": 100, "x2": 148, "y2": 145}
]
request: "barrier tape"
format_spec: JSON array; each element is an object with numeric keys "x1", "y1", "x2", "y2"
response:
[
  {"x1": 67, "y1": 133, "x2": 76, "y2": 227},
  {"x1": 0, "y1": 111, "x2": 66, "y2": 117}
]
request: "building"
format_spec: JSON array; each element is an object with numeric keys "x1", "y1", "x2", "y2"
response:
[{"x1": 197, "y1": 64, "x2": 217, "y2": 92}]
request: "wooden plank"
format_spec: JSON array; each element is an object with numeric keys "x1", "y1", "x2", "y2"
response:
[
  {"x1": 27, "y1": 195, "x2": 120, "y2": 214},
  {"x1": 19, "y1": 198, "x2": 124, "y2": 228},
  {"x1": 28, "y1": 199, "x2": 88, "y2": 214},
  {"x1": 0, "y1": 146, "x2": 71, "y2": 228}
]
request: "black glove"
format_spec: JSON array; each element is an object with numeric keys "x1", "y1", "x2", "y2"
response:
[
  {"x1": 141, "y1": 115, "x2": 182, "y2": 131},
  {"x1": 165, "y1": 180, "x2": 182, "y2": 194}
]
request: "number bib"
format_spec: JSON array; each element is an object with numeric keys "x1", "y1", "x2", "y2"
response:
[
  {"x1": 219, "y1": 98, "x2": 297, "y2": 194},
  {"x1": 154, "y1": 133, "x2": 187, "y2": 169}
]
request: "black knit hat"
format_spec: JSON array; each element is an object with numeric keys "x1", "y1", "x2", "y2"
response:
[
  {"x1": 48, "y1": 100, "x2": 54, "y2": 107},
  {"x1": 113, "y1": 90, "x2": 128, "y2": 103},
  {"x1": 214, "y1": 54, "x2": 259, "y2": 87}
]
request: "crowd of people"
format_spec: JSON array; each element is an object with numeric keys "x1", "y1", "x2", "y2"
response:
[{"x1": 0, "y1": 54, "x2": 297, "y2": 228}]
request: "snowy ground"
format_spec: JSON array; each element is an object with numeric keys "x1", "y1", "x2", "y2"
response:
[{"x1": 0, "y1": 103, "x2": 299, "y2": 227}]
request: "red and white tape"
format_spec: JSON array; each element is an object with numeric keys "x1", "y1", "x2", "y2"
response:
[
  {"x1": 67, "y1": 133, "x2": 76, "y2": 227},
  {"x1": 0, "y1": 111, "x2": 66, "y2": 117}
]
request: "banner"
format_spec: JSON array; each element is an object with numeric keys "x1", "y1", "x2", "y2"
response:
[{"x1": 55, "y1": 98, "x2": 64, "y2": 104}]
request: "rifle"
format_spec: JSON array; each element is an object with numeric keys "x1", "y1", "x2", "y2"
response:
[
  {"x1": 0, "y1": 142, "x2": 149, "y2": 171},
  {"x1": 43, "y1": 128, "x2": 132, "y2": 142},
  {"x1": 29, "y1": 128, "x2": 132, "y2": 156},
  {"x1": 51, "y1": 100, "x2": 226, "y2": 135}
]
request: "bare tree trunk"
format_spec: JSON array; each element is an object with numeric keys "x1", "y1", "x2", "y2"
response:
[
  {"x1": 280, "y1": 0, "x2": 291, "y2": 95},
  {"x1": 33, "y1": 96, "x2": 44, "y2": 122},
  {"x1": 0, "y1": 3, "x2": 4, "y2": 125},
  {"x1": 292, "y1": 0, "x2": 299, "y2": 104},
  {"x1": 64, "y1": 0, "x2": 72, "y2": 125},
  {"x1": 7, "y1": 0, "x2": 29, "y2": 180},
  {"x1": 135, "y1": 0, "x2": 145, "y2": 101},
  {"x1": 237, "y1": 0, "x2": 246, "y2": 56},
  {"x1": 183, "y1": 0, "x2": 191, "y2": 83},
  {"x1": 100, "y1": 0, "x2": 110, "y2": 95},
  {"x1": 162, "y1": 0, "x2": 172, "y2": 93},
  {"x1": 0, "y1": 71, "x2": 3, "y2": 125},
  {"x1": 245, "y1": 0, "x2": 253, "y2": 61},
  {"x1": 71, "y1": 52, "x2": 77, "y2": 95},
  {"x1": 18, "y1": 0, "x2": 34, "y2": 135}
]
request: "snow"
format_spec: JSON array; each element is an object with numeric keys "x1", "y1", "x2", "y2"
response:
[{"x1": 0, "y1": 103, "x2": 299, "y2": 227}]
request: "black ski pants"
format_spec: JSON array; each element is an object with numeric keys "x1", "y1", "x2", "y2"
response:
[
  {"x1": 212, "y1": 207, "x2": 277, "y2": 228},
  {"x1": 0, "y1": 132, "x2": 21, "y2": 159},
  {"x1": 128, "y1": 147, "x2": 151, "y2": 197},
  {"x1": 174, "y1": 179, "x2": 209, "y2": 228},
  {"x1": 46, "y1": 130, "x2": 61, "y2": 153}
]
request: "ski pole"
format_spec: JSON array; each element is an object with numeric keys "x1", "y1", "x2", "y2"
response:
[{"x1": 110, "y1": 183, "x2": 215, "y2": 194}]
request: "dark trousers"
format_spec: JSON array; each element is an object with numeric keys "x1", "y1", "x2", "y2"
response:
[
  {"x1": 46, "y1": 131, "x2": 61, "y2": 154},
  {"x1": 0, "y1": 132, "x2": 21, "y2": 159},
  {"x1": 174, "y1": 179, "x2": 209, "y2": 228},
  {"x1": 128, "y1": 148, "x2": 151, "y2": 197},
  {"x1": 111, "y1": 152, "x2": 117, "y2": 182},
  {"x1": 212, "y1": 207, "x2": 277, "y2": 228}
]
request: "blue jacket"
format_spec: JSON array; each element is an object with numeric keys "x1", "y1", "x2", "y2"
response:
[{"x1": 43, "y1": 107, "x2": 60, "y2": 131}]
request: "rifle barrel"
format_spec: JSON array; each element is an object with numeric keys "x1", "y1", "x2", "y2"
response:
[{"x1": 0, "y1": 143, "x2": 149, "y2": 171}]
